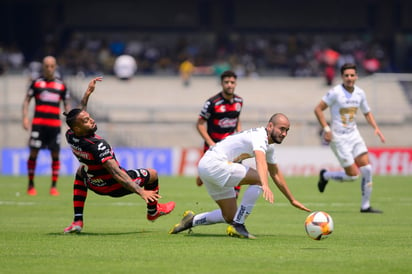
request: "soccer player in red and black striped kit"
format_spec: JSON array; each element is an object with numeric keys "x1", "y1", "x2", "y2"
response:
[
  {"x1": 63, "y1": 77, "x2": 175, "y2": 233},
  {"x1": 196, "y1": 70, "x2": 243, "y2": 197},
  {"x1": 22, "y1": 56, "x2": 71, "y2": 196}
]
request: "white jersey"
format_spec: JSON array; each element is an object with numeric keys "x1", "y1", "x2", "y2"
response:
[
  {"x1": 322, "y1": 84, "x2": 370, "y2": 133},
  {"x1": 210, "y1": 127, "x2": 277, "y2": 164}
]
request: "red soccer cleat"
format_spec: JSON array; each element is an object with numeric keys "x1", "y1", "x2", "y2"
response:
[
  {"x1": 64, "y1": 221, "x2": 83, "y2": 233},
  {"x1": 50, "y1": 187, "x2": 60, "y2": 196},
  {"x1": 27, "y1": 187, "x2": 37, "y2": 196},
  {"x1": 147, "y1": 201, "x2": 176, "y2": 221}
]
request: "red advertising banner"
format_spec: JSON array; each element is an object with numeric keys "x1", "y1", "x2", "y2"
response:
[{"x1": 369, "y1": 147, "x2": 412, "y2": 175}]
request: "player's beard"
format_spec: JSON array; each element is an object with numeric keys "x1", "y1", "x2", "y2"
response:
[
  {"x1": 87, "y1": 124, "x2": 97, "y2": 135},
  {"x1": 271, "y1": 131, "x2": 284, "y2": 144}
]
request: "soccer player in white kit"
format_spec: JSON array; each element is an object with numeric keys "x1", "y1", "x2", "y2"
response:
[
  {"x1": 314, "y1": 63, "x2": 386, "y2": 213},
  {"x1": 169, "y1": 113, "x2": 311, "y2": 238}
]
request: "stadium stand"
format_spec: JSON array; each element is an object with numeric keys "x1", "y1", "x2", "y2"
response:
[{"x1": 1, "y1": 74, "x2": 411, "y2": 148}]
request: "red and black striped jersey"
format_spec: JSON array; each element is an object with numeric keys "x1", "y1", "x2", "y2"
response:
[
  {"x1": 27, "y1": 76, "x2": 69, "y2": 127},
  {"x1": 199, "y1": 92, "x2": 243, "y2": 148},
  {"x1": 66, "y1": 130, "x2": 125, "y2": 194}
]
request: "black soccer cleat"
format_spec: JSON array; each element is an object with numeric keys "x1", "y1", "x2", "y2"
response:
[
  {"x1": 360, "y1": 207, "x2": 383, "y2": 214},
  {"x1": 226, "y1": 222, "x2": 256, "y2": 239},
  {"x1": 169, "y1": 210, "x2": 195, "y2": 234},
  {"x1": 318, "y1": 169, "x2": 329, "y2": 193}
]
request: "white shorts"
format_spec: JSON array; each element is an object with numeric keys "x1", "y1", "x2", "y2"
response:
[
  {"x1": 198, "y1": 150, "x2": 249, "y2": 201},
  {"x1": 330, "y1": 129, "x2": 368, "y2": 168}
]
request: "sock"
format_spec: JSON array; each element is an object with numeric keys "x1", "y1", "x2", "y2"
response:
[
  {"x1": 360, "y1": 164, "x2": 373, "y2": 209},
  {"x1": 73, "y1": 174, "x2": 88, "y2": 222},
  {"x1": 51, "y1": 159, "x2": 60, "y2": 188},
  {"x1": 192, "y1": 209, "x2": 225, "y2": 227},
  {"x1": 233, "y1": 185, "x2": 262, "y2": 224},
  {"x1": 144, "y1": 179, "x2": 159, "y2": 215},
  {"x1": 27, "y1": 157, "x2": 36, "y2": 187},
  {"x1": 324, "y1": 170, "x2": 358, "y2": 182}
]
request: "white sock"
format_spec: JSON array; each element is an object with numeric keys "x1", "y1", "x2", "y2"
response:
[
  {"x1": 360, "y1": 164, "x2": 373, "y2": 209},
  {"x1": 233, "y1": 185, "x2": 262, "y2": 224},
  {"x1": 192, "y1": 209, "x2": 225, "y2": 227},
  {"x1": 324, "y1": 170, "x2": 358, "y2": 182}
]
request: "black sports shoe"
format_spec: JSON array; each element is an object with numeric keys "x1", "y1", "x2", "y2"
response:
[
  {"x1": 318, "y1": 169, "x2": 328, "y2": 193},
  {"x1": 226, "y1": 222, "x2": 256, "y2": 239},
  {"x1": 360, "y1": 207, "x2": 383, "y2": 214},
  {"x1": 169, "y1": 210, "x2": 195, "y2": 234}
]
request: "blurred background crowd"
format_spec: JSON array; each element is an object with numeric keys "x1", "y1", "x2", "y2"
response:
[{"x1": 1, "y1": 0, "x2": 412, "y2": 79}]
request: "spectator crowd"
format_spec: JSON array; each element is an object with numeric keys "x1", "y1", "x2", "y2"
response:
[{"x1": 0, "y1": 31, "x2": 392, "y2": 79}]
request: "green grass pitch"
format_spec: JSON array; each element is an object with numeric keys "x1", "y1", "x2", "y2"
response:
[{"x1": 0, "y1": 175, "x2": 411, "y2": 273}]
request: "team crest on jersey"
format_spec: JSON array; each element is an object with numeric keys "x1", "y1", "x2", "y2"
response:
[
  {"x1": 139, "y1": 169, "x2": 148, "y2": 177},
  {"x1": 219, "y1": 105, "x2": 226, "y2": 112},
  {"x1": 235, "y1": 103, "x2": 241, "y2": 111}
]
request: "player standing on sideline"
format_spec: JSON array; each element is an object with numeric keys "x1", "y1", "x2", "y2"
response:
[
  {"x1": 63, "y1": 77, "x2": 175, "y2": 233},
  {"x1": 196, "y1": 70, "x2": 243, "y2": 197},
  {"x1": 314, "y1": 63, "x2": 385, "y2": 213},
  {"x1": 170, "y1": 114, "x2": 311, "y2": 239},
  {"x1": 22, "y1": 56, "x2": 71, "y2": 196}
]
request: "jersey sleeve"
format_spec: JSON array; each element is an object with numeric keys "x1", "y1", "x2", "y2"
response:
[
  {"x1": 89, "y1": 139, "x2": 115, "y2": 164},
  {"x1": 322, "y1": 88, "x2": 336, "y2": 106},
  {"x1": 251, "y1": 127, "x2": 268, "y2": 153},
  {"x1": 199, "y1": 99, "x2": 213, "y2": 120},
  {"x1": 63, "y1": 83, "x2": 70, "y2": 101},
  {"x1": 265, "y1": 145, "x2": 277, "y2": 164},
  {"x1": 358, "y1": 89, "x2": 371, "y2": 114},
  {"x1": 26, "y1": 80, "x2": 36, "y2": 97}
]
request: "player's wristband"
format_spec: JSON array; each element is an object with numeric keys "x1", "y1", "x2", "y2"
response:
[{"x1": 323, "y1": 126, "x2": 331, "y2": 133}]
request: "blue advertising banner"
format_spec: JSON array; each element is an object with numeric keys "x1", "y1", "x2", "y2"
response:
[{"x1": 1, "y1": 148, "x2": 173, "y2": 176}]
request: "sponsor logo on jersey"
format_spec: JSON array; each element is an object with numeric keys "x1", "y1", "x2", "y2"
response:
[
  {"x1": 218, "y1": 117, "x2": 238, "y2": 128},
  {"x1": 39, "y1": 90, "x2": 61, "y2": 103},
  {"x1": 89, "y1": 177, "x2": 105, "y2": 186}
]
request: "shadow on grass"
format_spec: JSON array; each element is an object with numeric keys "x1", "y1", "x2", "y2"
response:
[{"x1": 48, "y1": 231, "x2": 153, "y2": 236}]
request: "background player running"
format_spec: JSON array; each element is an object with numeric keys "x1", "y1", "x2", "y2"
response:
[{"x1": 314, "y1": 63, "x2": 385, "y2": 213}]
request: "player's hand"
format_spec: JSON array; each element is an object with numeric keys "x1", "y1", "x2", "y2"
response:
[
  {"x1": 22, "y1": 118, "x2": 30, "y2": 131},
  {"x1": 87, "y1": 76, "x2": 103, "y2": 93},
  {"x1": 139, "y1": 190, "x2": 161, "y2": 203},
  {"x1": 323, "y1": 131, "x2": 332, "y2": 143},
  {"x1": 196, "y1": 177, "x2": 203, "y2": 187},
  {"x1": 262, "y1": 185, "x2": 274, "y2": 204},
  {"x1": 375, "y1": 128, "x2": 385, "y2": 143},
  {"x1": 291, "y1": 200, "x2": 311, "y2": 212}
]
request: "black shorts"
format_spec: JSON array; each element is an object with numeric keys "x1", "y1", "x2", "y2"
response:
[
  {"x1": 86, "y1": 168, "x2": 152, "y2": 197},
  {"x1": 29, "y1": 125, "x2": 61, "y2": 150}
]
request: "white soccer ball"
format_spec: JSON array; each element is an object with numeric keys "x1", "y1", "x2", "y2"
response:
[{"x1": 304, "y1": 211, "x2": 334, "y2": 240}]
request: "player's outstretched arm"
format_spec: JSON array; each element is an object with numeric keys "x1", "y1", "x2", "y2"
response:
[
  {"x1": 80, "y1": 77, "x2": 103, "y2": 111},
  {"x1": 364, "y1": 112, "x2": 385, "y2": 143},
  {"x1": 103, "y1": 159, "x2": 161, "y2": 203},
  {"x1": 268, "y1": 163, "x2": 311, "y2": 212}
]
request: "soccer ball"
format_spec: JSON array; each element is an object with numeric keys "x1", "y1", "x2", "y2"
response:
[{"x1": 304, "y1": 211, "x2": 334, "y2": 240}]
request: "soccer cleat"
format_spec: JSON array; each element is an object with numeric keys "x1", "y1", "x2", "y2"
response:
[
  {"x1": 64, "y1": 221, "x2": 83, "y2": 233},
  {"x1": 50, "y1": 187, "x2": 60, "y2": 196},
  {"x1": 317, "y1": 169, "x2": 329, "y2": 193},
  {"x1": 226, "y1": 222, "x2": 256, "y2": 239},
  {"x1": 27, "y1": 187, "x2": 37, "y2": 196},
  {"x1": 360, "y1": 207, "x2": 383, "y2": 214},
  {"x1": 169, "y1": 210, "x2": 195, "y2": 234},
  {"x1": 147, "y1": 201, "x2": 176, "y2": 221}
]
